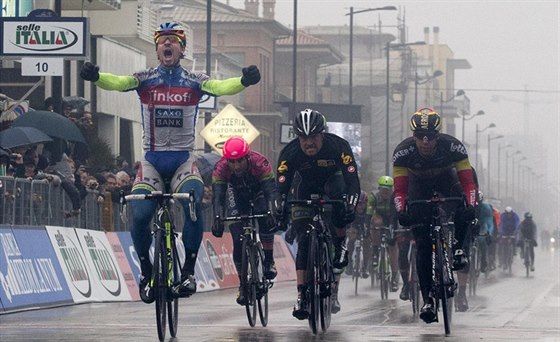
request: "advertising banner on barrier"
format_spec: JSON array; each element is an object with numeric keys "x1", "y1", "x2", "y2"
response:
[
  {"x1": 203, "y1": 233, "x2": 239, "y2": 289},
  {"x1": 46, "y1": 226, "x2": 97, "y2": 303},
  {"x1": 0, "y1": 226, "x2": 72, "y2": 312},
  {"x1": 273, "y1": 235, "x2": 297, "y2": 282},
  {"x1": 193, "y1": 233, "x2": 220, "y2": 292},
  {"x1": 73, "y1": 229, "x2": 131, "y2": 301},
  {"x1": 106, "y1": 233, "x2": 140, "y2": 301},
  {"x1": 115, "y1": 232, "x2": 140, "y2": 284}
]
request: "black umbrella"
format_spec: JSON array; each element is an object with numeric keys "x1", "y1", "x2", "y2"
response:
[
  {"x1": 12, "y1": 110, "x2": 86, "y2": 143},
  {"x1": 196, "y1": 152, "x2": 220, "y2": 185},
  {"x1": 62, "y1": 96, "x2": 89, "y2": 108},
  {"x1": 0, "y1": 126, "x2": 53, "y2": 149}
]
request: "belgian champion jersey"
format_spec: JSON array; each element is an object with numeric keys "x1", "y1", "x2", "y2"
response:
[{"x1": 392, "y1": 133, "x2": 478, "y2": 209}]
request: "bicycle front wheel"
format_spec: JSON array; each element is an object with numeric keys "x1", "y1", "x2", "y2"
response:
[
  {"x1": 306, "y1": 230, "x2": 319, "y2": 335},
  {"x1": 319, "y1": 239, "x2": 333, "y2": 332},
  {"x1": 241, "y1": 238, "x2": 257, "y2": 327},
  {"x1": 436, "y1": 239, "x2": 452, "y2": 336},
  {"x1": 410, "y1": 248, "x2": 420, "y2": 316},
  {"x1": 524, "y1": 244, "x2": 530, "y2": 278},
  {"x1": 379, "y1": 248, "x2": 389, "y2": 300},
  {"x1": 153, "y1": 229, "x2": 167, "y2": 341},
  {"x1": 468, "y1": 245, "x2": 478, "y2": 297},
  {"x1": 168, "y1": 236, "x2": 180, "y2": 337},
  {"x1": 353, "y1": 246, "x2": 361, "y2": 295},
  {"x1": 256, "y1": 244, "x2": 269, "y2": 327}
]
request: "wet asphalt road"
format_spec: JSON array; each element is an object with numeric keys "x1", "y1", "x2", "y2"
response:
[{"x1": 1, "y1": 248, "x2": 558, "y2": 342}]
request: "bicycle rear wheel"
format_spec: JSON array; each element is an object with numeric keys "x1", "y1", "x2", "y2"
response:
[
  {"x1": 168, "y1": 236, "x2": 180, "y2": 337},
  {"x1": 524, "y1": 244, "x2": 530, "y2": 278},
  {"x1": 306, "y1": 230, "x2": 319, "y2": 335},
  {"x1": 256, "y1": 244, "x2": 269, "y2": 327},
  {"x1": 241, "y1": 238, "x2": 257, "y2": 327},
  {"x1": 319, "y1": 239, "x2": 333, "y2": 332},
  {"x1": 153, "y1": 229, "x2": 167, "y2": 341},
  {"x1": 379, "y1": 248, "x2": 389, "y2": 300}
]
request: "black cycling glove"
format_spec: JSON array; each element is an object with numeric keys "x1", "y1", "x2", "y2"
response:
[
  {"x1": 342, "y1": 207, "x2": 356, "y2": 225},
  {"x1": 80, "y1": 62, "x2": 100, "y2": 82},
  {"x1": 398, "y1": 211, "x2": 412, "y2": 227},
  {"x1": 240, "y1": 65, "x2": 261, "y2": 87},
  {"x1": 211, "y1": 216, "x2": 224, "y2": 238}
]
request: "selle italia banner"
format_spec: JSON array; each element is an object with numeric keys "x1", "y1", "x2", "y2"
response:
[{"x1": 0, "y1": 17, "x2": 87, "y2": 57}]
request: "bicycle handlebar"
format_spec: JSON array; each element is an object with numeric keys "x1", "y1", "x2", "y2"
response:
[
  {"x1": 287, "y1": 199, "x2": 346, "y2": 206},
  {"x1": 124, "y1": 191, "x2": 192, "y2": 202},
  {"x1": 393, "y1": 227, "x2": 413, "y2": 233},
  {"x1": 219, "y1": 212, "x2": 271, "y2": 222},
  {"x1": 407, "y1": 196, "x2": 464, "y2": 207}
]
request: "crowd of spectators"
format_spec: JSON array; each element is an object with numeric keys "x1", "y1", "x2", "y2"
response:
[
  {"x1": 1, "y1": 95, "x2": 138, "y2": 229},
  {"x1": 0, "y1": 142, "x2": 137, "y2": 229}
]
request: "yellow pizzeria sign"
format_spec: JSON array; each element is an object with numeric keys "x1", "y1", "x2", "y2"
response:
[{"x1": 199, "y1": 104, "x2": 260, "y2": 154}]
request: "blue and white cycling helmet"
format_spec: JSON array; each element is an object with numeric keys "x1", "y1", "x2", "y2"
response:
[{"x1": 154, "y1": 22, "x2": 187, "y2": 48}]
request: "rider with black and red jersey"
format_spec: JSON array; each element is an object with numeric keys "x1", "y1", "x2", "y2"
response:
[
  {"x1": 211, "y1": 136, "x2": 278, "y2": 305},
  {"x1": 392, "y1": 108, "x2": 477, "y2": 324},
  {"x1": 80, "y1": 22, "x2": 261, "y2": 303}
]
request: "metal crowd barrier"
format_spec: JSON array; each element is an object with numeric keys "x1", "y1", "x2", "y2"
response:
[{"x1": 0, "y1": 176, "x2": 213, "y2": 233}]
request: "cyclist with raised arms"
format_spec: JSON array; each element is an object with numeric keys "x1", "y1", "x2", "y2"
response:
[
  {"x1": 392, "y1": 108, "x2": 477, "y2": 323},
  {"x1": 80, "y1": 22, "x2": 261, "y2": 303},
  {"x1": 211, "y1": 136, "x2": 278, "y2": 305},
  {"x1": 275, "y1": 109, "x2": 361, "y2": 319}
]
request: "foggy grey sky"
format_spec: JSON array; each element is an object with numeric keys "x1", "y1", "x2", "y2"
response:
[{"x1": 226, "y1": 0, "x2": 559, "y2": 187}]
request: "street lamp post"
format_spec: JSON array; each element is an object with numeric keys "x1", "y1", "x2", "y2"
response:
[
  {"x1": 475, "y1": 122, "x2": 496, "y2": 172},
  {"x1": 497, "y1": 143, "x2": 512, "y2": 199},
  {"x1": 414, "y1": 70, "x2": 443, "y2": 110},
  {"x1": 461, "y1": 109, "x2": 485, "y2": 143},
  {"x1": 385, "y1": 40, "x2": 426, "y2": 175},
  {"x1": 513, "y1": 156, "x2": 526, "y2": 201},
  {"x1": 487, "y1": 134, "x2": 504, "y2": 197},
  {"x1": 505, "y1": 150, "x2": 521, "y2": 199},
  {"x1": 346, "y1": 5, "x2": 397, "y2": 105},
  {"x1": 439, "y1": 89, "x2": 465, "y2": 119}
]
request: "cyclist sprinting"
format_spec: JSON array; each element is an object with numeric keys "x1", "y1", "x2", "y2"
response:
[
  {"x1": 275, "y1": 109, "x2": 360, "y2": 319},
  {"x1": 366, "y1": 176, "x2": 399, "y2": 291},
  {"x1": 80, "y1": 22, "x2": 261, "y2": 303},
  {"x1": 345, "y1": 191, "x2": 370, "y2": 278},
  {"x1": 517, "y1": 212, "x2": 537, "y2": 271},
  {"x1": 210, "y1": 136, "x2": 278, "y2": 304},
  {"x1": 392, "y1": 108, "x2": 477, "y2": 324}
]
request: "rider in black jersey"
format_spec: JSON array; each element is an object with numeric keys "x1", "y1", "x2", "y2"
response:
[
  {"x1": 275, "y1": 109, "x2": 361, "y2": 320},
  {"x1": 393, "y1": 108, "x2": 477, "y2": 324}
]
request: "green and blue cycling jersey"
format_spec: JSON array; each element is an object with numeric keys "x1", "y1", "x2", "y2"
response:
[{"x1": 96, "y1": 64, "x2": 245, "y2": 155}]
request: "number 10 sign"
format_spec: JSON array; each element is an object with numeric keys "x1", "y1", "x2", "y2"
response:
[{"x1": 21, "y1": 57, "x2": 63, "y2": 76}]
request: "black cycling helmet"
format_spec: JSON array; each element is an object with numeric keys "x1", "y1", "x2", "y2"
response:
[
  {"x1": 293, "y1": 109, "x2": 326, "y2": 136},
  {"x1": 409, "y1": 107, "x2": 442, "y2": 132}
]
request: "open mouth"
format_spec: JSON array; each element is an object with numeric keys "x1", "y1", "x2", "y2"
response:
[{"x1": 164, "y1": 49, "x2": 173, "y2": 57}]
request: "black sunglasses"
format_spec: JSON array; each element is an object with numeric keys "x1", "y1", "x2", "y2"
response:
[{"x1": 413, "y1": 131, "x2": 438, "y2": 141}]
